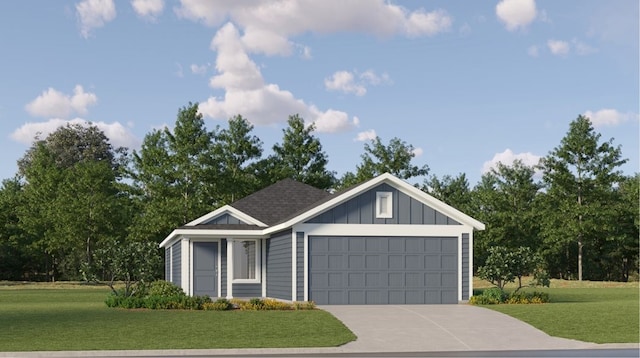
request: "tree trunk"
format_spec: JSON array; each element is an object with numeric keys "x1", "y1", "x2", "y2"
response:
[{"x1": 578, "y1": 240, "x2": 583, "y2": 281}]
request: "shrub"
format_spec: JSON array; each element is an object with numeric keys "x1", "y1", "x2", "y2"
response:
[
  {"x1": 470, "y1": 289, "x2": 550, "y2": 305},
  {"x1": 203, "y1": 298, "x2": 232, "y2": 311},
  {"x1": 148, "y1": 280, "x2": 185, "y2": 297},
  {"x1": 260, "y1": 299, "x2": 292, "y2": 310},
  {"x1": 293, "y1": 301, "x2": 316, "y2": 310}
]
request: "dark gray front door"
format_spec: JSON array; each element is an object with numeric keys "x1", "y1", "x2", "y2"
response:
[
  {"x1": 309, "y1": 236, "x2": 458, "y2": 304},
  {"x1": 193, "y1": 242, "x2": 218, "y2": 297}
]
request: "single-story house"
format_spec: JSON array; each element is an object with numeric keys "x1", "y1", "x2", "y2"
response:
[{"x1": 159, "y1": 173, "x2": 485, "y2": 305}]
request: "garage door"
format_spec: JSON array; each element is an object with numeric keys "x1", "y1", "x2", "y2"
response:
[{"x1": 309, "y1": 236, "x2": 458, "y2": 304}]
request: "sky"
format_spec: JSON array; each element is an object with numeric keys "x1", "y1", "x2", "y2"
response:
[{"x1": 1, "y1": 0, "x2": 638, "y2": 187}]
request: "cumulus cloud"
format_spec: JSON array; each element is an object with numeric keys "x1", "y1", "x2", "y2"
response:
[
  {"x1": 355, "y1": 129, "x2": 377, "y2": 142},
  {"x1": 482, "y1": 149, "x2": 541, "y2": 174},
  {"x1": 131, "y1": 0, "x2": 164, "y2": 20},
  {"x1": 496, "y1": 0, "x2": 537, "y2": 31},
  {"x1": 76, "y1": 0, "x2": 116, "y2": 38},
  {"x1": 325, "y1": 70, "x2": 391, "y2": 96},
  {"x1": 547, "y1": 39, "x2": 570, "y2": 56},
  {"x1": 584, "y1": 109, "x2": 639, "y2": 127},
  {"x1": 175, "y1": 1, "x2": 452, "y2": 56},
  {"x1": 412, "y1": 147, "x2": 424, "y2": 157},
  {"x1": 11, "y1": 118, "x2": 139, "y2": 149},
  {"x1": 25, "y1": 85, "x2": 98, "y2": 119},
  {"x1": 198, "y1": 23, "x2": 357, "y2": 133}
]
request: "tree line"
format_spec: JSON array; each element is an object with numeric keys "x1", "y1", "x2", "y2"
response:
[{"x1": 0, "y1": 103, "x2": 637, "y2": 282}]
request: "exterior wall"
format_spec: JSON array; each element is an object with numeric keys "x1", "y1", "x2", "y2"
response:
[
  {"x1": 306, "y1": 183, "x2": 460, "y2": 225},
  {"x1": 220, "y1": 239, "x2": 227, "y2": 297},
  {"x1": 266, "y1": 230, "x2": 293, "y2": 300},
  {"x1": 232, "y1": 283, "x2": 261, "y2": 297},
  {"x1": 171, "y1": 241, "x2": 181, "y2": 287},
  {"x1": 202, "y1": 213, "x2": 247, "y2": 225},
  {"x1": 462, "y1": 233, "x2": 469, "y2": 300},
  {"x1": 165, "y1": 248, "x2": 170, "y2": 280},
  {"x1": 296, "y1": 232, "x2": 304, "y2": 301}
]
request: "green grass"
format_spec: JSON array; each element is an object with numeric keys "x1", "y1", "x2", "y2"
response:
[
  {"x1": 0, "y1": 286, "x2": 356, "y2": 351},
  {"x1": 473, "y1": 278, "x2": 639, "y2": 344}
]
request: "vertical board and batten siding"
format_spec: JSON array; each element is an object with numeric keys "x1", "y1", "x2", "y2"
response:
[
  {"x1": 201, "y1": 213, "x2": 248, "y2": 225},
  {"x1": 171, "y1": 241, "x2": 181, "y2": 287},
  {"x1": 164, "y1": 248, "x2": 170, "y2": 280},
  {"x1": 306, "y1": 183, "x2": 460, "y2": 225},
  {"x1": 220, "y1": 239, "x2": 227, "y2": 297},
  {"x1": 462, "y1": 233, "x2": 469, "y2": 300},
  {"x1": 266, "y1": 230, "x2": 293, "y2": 300},
  {"x1": 296, "y1": 232, "x2": 304, "y2": 301}
]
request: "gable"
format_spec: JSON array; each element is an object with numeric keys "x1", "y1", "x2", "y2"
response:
[
  {"x1": 305, "y1": 183, "x2": 460, "y2": 225},
  {"x1": 199, "y1": 213, "x2": 248, "y2": 225}
]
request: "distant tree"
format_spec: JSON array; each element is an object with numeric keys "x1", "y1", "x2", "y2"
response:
[
  {"x1": 339, "y1": 136, "x2": 428, "y2": 188},
  {"x1": 538, "y1": 115, "x2": 627, "y2": 280},
  {"x1": 266, "y1": 115, "x2": 336, "y2": 189},
  {"x1": 0, "y1": 178, "x2": 33, "y2": 280}
]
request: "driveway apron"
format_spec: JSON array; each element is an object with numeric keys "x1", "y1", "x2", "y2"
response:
[{"x1": 321, "y1": 305, "x2": 595, "y2": 352}]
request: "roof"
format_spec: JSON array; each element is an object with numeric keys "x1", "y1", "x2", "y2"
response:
[
  {"x1": 229, "y1": 178, "x2": 332, "y2": 226},
  {"x1": 160, "y1": 173, "x2": 485, "y2": 248}
]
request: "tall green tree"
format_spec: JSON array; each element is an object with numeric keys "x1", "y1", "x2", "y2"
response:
[
  {"x1": 17, "y1": 124, "x2": 130, "y2": 280},
  {"x1": 471, "y1": 160, "x2": 541, "y2": 270},
  {"x1": 0, "y1": 178, "x2": 33, "y2": 280},
  {"x1": 130, "y1": 103, "x2": 218, "y2": 242},
  {"x1": 266, "y1": 114, "x2": 335, "y2": 189},
  {"x1": 214, "y1": 115, "x2": 264, "y2": 204},
  {"x1": 339, "y1": 136, "x2": 428, "y2": 188},
  {"x1": 423, "y1": 173, "x2": 472, "y2": 213},
  {"x1": 538, "y1": 115, "x2": 627, "y2": 280}
]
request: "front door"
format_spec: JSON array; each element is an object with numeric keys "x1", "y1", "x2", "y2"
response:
[{"x1": 193, "y1": 242, "x2": 218, "y2": 297}]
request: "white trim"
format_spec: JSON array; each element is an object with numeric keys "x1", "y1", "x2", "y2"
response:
[
  {"x1": 184, "y1": 205, "x2": 268, "y2": 227},
  {"x1": 298, "y1": 223, "x2": 473, "y2": 237},
  {"x1": 160, "y1": 229, "x2": 266, "y2": 248},
  {"x1": 468, "y1": 232, "x2": 474, "y2": 300},
  {"x1": 458, "y1": 233, "x2": 462, "y2": 302},
  {"x1": 230, "y1": 239, "x2": 261, "y2": 284},
  {"x1": 291, "y1": 231, "x2": 297, "y2": 301},
  {"x1": 218, "y1": 240, "x2": 222, "y2": 298},
  {"x1": 264, "y1": 173, "x2": 485, "y2": 235},
  {"x1": 226, "y1": 239, "x2": 233, "y2": 299},
  {"x1": 181, "y1": 238, "x2": 190, "y2": 295},
  {"x1": 376, "y1": 191, "x2": 393, "y2": 218},
  {"x1": 303, "y1": 230, "x2": 309, "y2": 302},
  {"x1": 261, "y1": 239, "x2": 267, "y2": 297}
]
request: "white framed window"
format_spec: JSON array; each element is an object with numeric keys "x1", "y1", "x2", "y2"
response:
[
  {"x1": 376, "y1": 191, "x2": 393, "y2": 218},
  {"x1": 232, "y1": 239, "x2": 260, "y2": 283}
]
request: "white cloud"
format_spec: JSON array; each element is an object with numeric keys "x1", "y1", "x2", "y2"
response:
[
  {"x1": 412, "y1": 147, "x2": 424, "y2": 157},
  {"x1": 190, "y1": 63, "x2": 209, "y2": 75},
  {"x1": 76, "y1": 0, "x2": 116, "y2": 38},
  {"x1": 482, "y1": 149, "x2": 541, "y2": 174},
  {"x1": 547, "y1": 39, "x2": 570, "y2": 56},
  {"x1": 25, "y1": 85, "x2": 98, "y2": 119},
  {"x1": 131, "y1": 0, "x2": 164, "y2": 20},
  {"x1": 198, "y1": 23, "x2": 357, "y2": 133},
  {"x1": 584, "y1": 109, "x2": 639, "y2": 127},
  {"x1": 527, "y1": 45, "x2": 539, "y2": 57},
  {"x1": 496, "y1": 0, "x2": 537, "y2": 31},
  {"x1": 175, "y1": 1, "x2": 451, "y2": 56},
  {"x1": 355, "y1": 129, "x2": 377, "y2": 142},
  {"x1": 325, "y1": 70, "x2": 391, "y2": 96},
  {"x1": 10, "y1": 118, "x2": 139, "y2": 149},
  {"x1": 572, "y1": 39, "x2": 597, "y2": 56}
]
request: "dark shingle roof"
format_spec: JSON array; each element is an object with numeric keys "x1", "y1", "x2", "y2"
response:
[{"x1": 230, "y1": 178, "x2": 332, "y2": 226}]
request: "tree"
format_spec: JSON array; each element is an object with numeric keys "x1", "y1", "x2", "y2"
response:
[
  {"x1": 478, "y1": 246, "x2": 549, "y2": 292},
  {"x1": 17, "y1": 124, "x2": 130, "y2": 280},
  {"x1": 471, "y1": 160, "x2": 541, "y2": 269},
  {"x1": 130, "y1": 103, "x2": 219, "y2": 242},
  {"x1": 266, "y1": 114, "x2": 336, "y2": 189},
  {"x1": 0, "y1": 178, "x2": 33, "y2": 280},
  {"x1": 538, "y1": 115, "x2": 627, "y2": 280},
  {"x1": 423, "y1": 173, "x2": 472, "y2": 213},
  {"x1": 339, "y1": 136, "x2": 428, "y2": 188}
]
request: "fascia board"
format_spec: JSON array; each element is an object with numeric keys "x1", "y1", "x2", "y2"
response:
[{"x1": 184, "y1": 205, "x2": 267, "y2": 227}]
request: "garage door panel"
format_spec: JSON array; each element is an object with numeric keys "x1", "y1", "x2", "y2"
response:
[{"x1": 309, "y1": 236, "x2": 458, "y2": 305}]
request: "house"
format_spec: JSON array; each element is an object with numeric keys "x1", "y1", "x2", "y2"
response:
[{"x1": 159, "y1": 173, "x2": 485, "y2": 305}]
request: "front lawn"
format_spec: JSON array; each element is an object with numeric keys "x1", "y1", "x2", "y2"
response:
[
  {"x1": 0, "y1": 284, "x2": 356, "y2": 351},
  {"x1": 473, "y1": 278, "x2": 639, "y2": 343}
]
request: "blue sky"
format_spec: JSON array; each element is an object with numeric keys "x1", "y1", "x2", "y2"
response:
[{"x1": 1, "y1": 0, "x2": 638, "y2": 186}]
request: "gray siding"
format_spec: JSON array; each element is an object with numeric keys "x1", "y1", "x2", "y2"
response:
[
  {"x1": 266, "y1": 230, "x2": 293, "y2": 300},
  {"x1": 202, "y1": 213, "x2": 247, "y2": 225},
  {"x1": 171, "y1": 241, "x2": 181, "y2": 287},
  {"x1": 221, "y1": 239, "x2": 227, "y2": 297},
  {"x1": 462, "y1": 233, "x2": 469, "y2": 300},
  {"x1": 165, "y1": 248, "x2": 170, "y2": 280},
  {"x1": 296, "y1": 232, "x2": 304, "y2": 301},
  {"x1": 233, "y1": 283, "x2": 261, "y2": 297},
  {"x1": 306, "y1": 184, "x2": 460, "y2": 225}
]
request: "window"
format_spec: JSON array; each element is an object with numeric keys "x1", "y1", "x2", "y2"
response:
[
  {"x1": 232, "y1": 240, "x2": 259, "y2": 282},
  {"x1": 376, "y1": 191, "x2": 393, "y2": 218}
]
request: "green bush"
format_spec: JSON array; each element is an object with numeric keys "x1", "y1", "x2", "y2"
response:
[
  {"x1": 470, "y1": 289, "x2": 550, "y2": 305},
  {"x1": 203, "y1": 298, "x2": 232, "y2": 311},
  {"x1": 147, "y1": 280, "x2": 185, "y2": 297},
  {"x1": 293, "y1": 301, "x2": 316, "y2": 310}
]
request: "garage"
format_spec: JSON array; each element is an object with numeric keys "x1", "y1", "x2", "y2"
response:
[{"x1": 309, "y1": 236, "x2": 458, "y2": 305}]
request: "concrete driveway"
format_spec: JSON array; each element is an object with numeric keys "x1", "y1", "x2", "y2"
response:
[{"x1": 321, "y1": 304, "x2": 596, "y2": 353}]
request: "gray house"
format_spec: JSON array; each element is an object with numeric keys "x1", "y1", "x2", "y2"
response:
[{"x1": 159, "y1": 173, "x2": 484, "y2": 305}]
